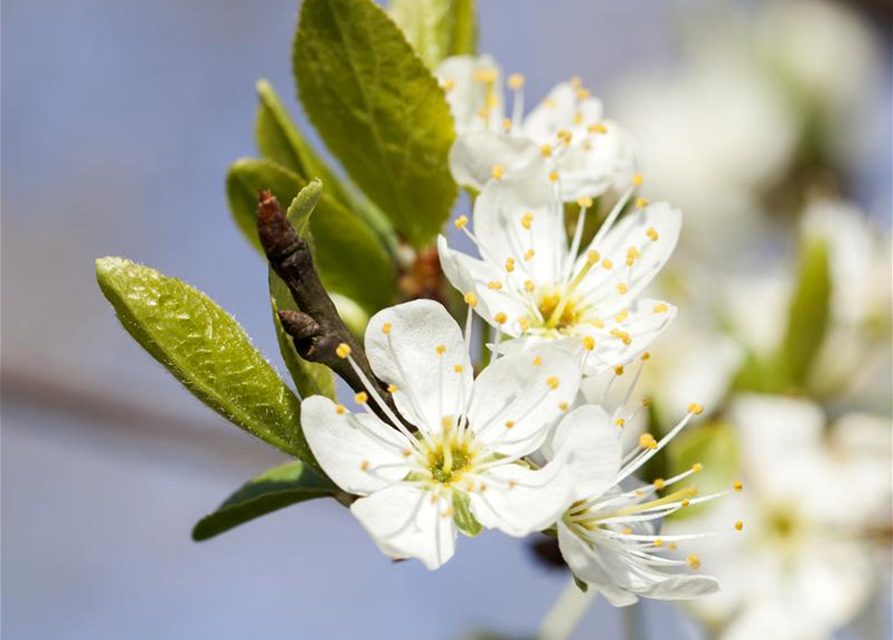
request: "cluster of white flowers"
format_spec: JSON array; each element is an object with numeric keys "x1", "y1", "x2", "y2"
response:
[{"x1": 300, "y1": 56, "x2": 743, "y2": 607}]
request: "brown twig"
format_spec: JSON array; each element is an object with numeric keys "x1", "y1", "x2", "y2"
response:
[{"x1": 256, "y1": 190, "x2": 395, "y2": 422}]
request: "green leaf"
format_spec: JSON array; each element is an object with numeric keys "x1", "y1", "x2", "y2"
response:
[
  {"x1": 452, "y1": 488, "x2": 482, "y2": 536},
  {"x1": 573, "y1": 575, "x2": 590, "y2": 593},
  {"x1": 255, "y1": 79, "x2": 397, "y2": 251},
  {"x1": 226, "y1": 158, "x2": 394, "y2": 313},
  {"x1": 192, "y1": 461, "x2": 335, "y2": 541},
  {"x1": 779, "y1": 237, "x2": 831, "y2": 387},
  {"x1": 294, "y1": 0, "x2": 457, "y2": 248},
  {"x1": 666, "y1": 422, "x2": 739, "y2": 521},
  {"x1": 95, "y1": 257, "x2": 311, "y2": 463},
  {"x1": 389, "y1": 0, "x2": 477, "y2": 68},
  {"x1": 286, "y1": 177, "x2": 323, "y2": 237},
  {"x1": 270, "y1": 267, "x2": 337, "y2": 400}
]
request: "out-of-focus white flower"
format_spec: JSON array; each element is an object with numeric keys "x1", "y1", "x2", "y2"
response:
[
  {"x1": 670, "y1": 394, "x2": 892, "y2": 639},
  {"x1": 302, "y1": 299, "x2": 581, "y2": 570},
  {"x1": 437, "y1": 55, "x2": 636, "y2": 200},
  {"x1": 438, "y1": 166, "x2": 680, "y2": 375},
  {"x1": 552, "y1": 403, "x2": 738, "y2": 605}
]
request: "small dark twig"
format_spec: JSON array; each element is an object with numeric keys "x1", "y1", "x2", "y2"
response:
[{"x1": 256, "y1": 190, "x2": 394, "y2": 420}]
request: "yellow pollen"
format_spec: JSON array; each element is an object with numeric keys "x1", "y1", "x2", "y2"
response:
[
  {"x1": 692, "y1": 462, "x2": 703, "y2": 473},
  {"x1": 507, "y1": 73, "x2": 525, "y2": 89},
  {"x1": 642, "y1": 398, "x2": 651, "y2": 407},
  {"x1": 669, "y1": 542, "x2": 677, "y2": 550},
  {"x1": 402, "y1": 449, "x2": 412, "y2": 457},
  {"x1": 524, "y1": 249, "x2": 535, "y2": 261},
  {"x1": 588, "y1": 122, "x2": 608, "y2": 134},
  {"x1": 681, "y1": 499, "x2": 691, "y2": 507},
  {"x1": 454, "y1": 215, "x2": 468, "y2": 229},
  {"x1": 382, "y1": 322, "x2": 392, "y2": 335},
  {"x1": 653, "y1": 478, "x2": 665, "y2": 490},
  {"x1": 532, "y1": 355, "x2": 542, "y2": 366},
  {"x1": 622, "y1": 528, "x2": 633, "y2": 535},
  {"x1": 524, "y1": 280, "x2": 535, "y2": 292},
  {"x1": 502, "y1": 118, "x2": 512, "y2": 132},
  {"x1": 518, "y1": 318, "x2": 530, "y2": 331},
  {"x1": 617, "y1": 282, "x2": 629, "y2": 295},
  {"x1": 687, "y1": 555, "x2": 701, "y2": 570},
  {"x1": 581, "y1": 250, "x2": 598, "y2": 265},
  {"x1": 615, "y1": 418, "x2": 626, "y2": 427},
  {"x1": 335, "y1": 343, "x2": 351, "y2": 359},
  {"x1": 641, "y1": 352, "x2": 651, "y2": 361},
  {"x1": 735, "y1": 520, "x2": 744, "y2": 531},
  {"x1": 487, "y1": 281, "x2": 503, "y2": 290},
  {"x1": 491, "y1": 164, "x2": 504, "y2": 180},
  {"x1": 540, "y1": 144, "x2": 552, "y2": 157},
  {"x1": 654, "y1": 538, "x2": 663, "y2": 547},
  {"x1": 441, "y1": 415, "x2": 453, "y2": 429},
  {"x1": 505, "y1": 257, "x2": 516, "y2": 272},
  {"x1": 546, "y1": 376, "x2": 560, "y2": 389},
  {"x1": 479, "y1": 483, "x2": 488, "y2": 492},
  {"x1": 442, "y1": 78, "x2": 455, "y2": 91},
  {"x1": 601, "y1": 258, "x2": 614, "y2": 269},
  {"x1": 559, "y1": 402, "x2": 569, "y2": 411},
  {"x1": 504, "y1": 420, "x2": 515, "y2": 429},
  {"x1": 590, "y1": 318, "x2": 605, "y2": 329},
  {"x1": 688, "y1": 403, "x2": 704, "y2": 415},
  {"x1": 494, "y1": 312, "x2": 507, "y2": 325},
  {"x1": 582, "y1": 336, "x2": 595, "y2": 351},
  {"x1": 733, "y1": 480, "x2": 744, "y2": 492},
  {"x1": 610, "y1": 328, "x2": 632, "y2": 345},
  {"x1": 646, "y1": 227, "x2": 659, "y2": 241},
  {"x1": 570, "y1": 76, "x2": 582, "y2": 88},
  {"x1": 507, "y1": 480, "x2": 518, "y2": 489},
  {"x1": 387, "y1": 384, "x2": 398, "y2": 395},
  {"x1": 639, "y1": 433, "x2": 658, "y2": 450},
  {"x1": 653, "y1": 303, "x2": 669, "y2": 313},
  {"x1": 576, "y1": 88, "x2": 591, "y2": 99},
  {"x1": 473, "y1": 68, "x2": 496, "y2": 83},
  {"x1": 435, "y1": 344, "x2": 447, "y2": 355},
  {"x1": 557, "y1": 129, "x2": 572, "y2": 144},
  {"x1": 453, "y1": 364, "x2": 463, "y2": 373},
  {"x1": 464, "y1": 292, "x2": 478, "y2": 307},
  {"x1": 614, "y1": 365, "x2": 624, "y2": 376},
  {"x1": 573, "y1": 112, "x2": 584, "y2": 125},
  {"x1": 632, "y1": 173, "x2": 644, "y2": 187},
  {"x1": 360, "y1": 460, "x2": 370, "y2": 471},
  {"x1": 626, "y1": 246, "x2": 641, "y2": 265},
  {"x1": 635, "y1": 197, "x2": 649, "y2": 209},
  {"x1": 355, "y1": 392, "x2": 368, "y2": 404},
  {"x1": 521, "y1": 212, "x2": 534, "y2": 229},
  {"x1": 549, "y1": 171, "x2": 559, "y2": 182},
  {"x1": 335, "y1": 404, "x2": 346, "y2": 415}
]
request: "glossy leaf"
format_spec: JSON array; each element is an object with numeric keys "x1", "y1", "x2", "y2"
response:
[
  {"x1": 294, "y1": 0, "x2": 457, "y2": 248},
  {"x1": 192, "y1": 461, "x2": 335, "y2": 541},
  {"x1": 226, "y1": 158, "x2": 394, "y2": 313},
  {"x1": 389, "y1": 0, "x2": 477, "y2": 68},
  {"x1": 95, "y1": 257, "x2": 311, "y2": 462}
]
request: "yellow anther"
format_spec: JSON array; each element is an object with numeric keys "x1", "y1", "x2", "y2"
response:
[
  {"x1": 464, "y1": 292, "x2": 478, "y2": 307},
  {"x1": 588, "y1": 122, "x2": 608, "y2": 134},
  {"x1": 735, "y1": 520, "x2": 744, "y2": 531},
  {"x1": 491, "y1": 164, "x2": 504, "y2": 180},
  {"x1": 639, "y1": 433, "x2": 658, "y2": 450},
  {"x1": 641, "y1": 352, "x2": 651, "y2": 361},
  {"x1": 584, "y1": 250, "x2": 600, "y2": 264},
  {"x1": 626, "y1": 246, "x2": 641, "y2": 265},
  {"x1": 442, "y1": 78, "x2": 455, "y2": 92},
  {"x1": 454, "y1": 215, "x2": 469, "y2": 229},
  {"x1": 642, "y1": 398, "x2": 651, "y2": 407},
  {"x1": 668, "y1": 542, "x2": 678, "y2": 550},
  {"x1": 682, "y1": 499, "x2": 691, "y2": 507},
  {"x1": 524, "y1": 280, "x2": 535, "y2": 292},
  {"x1": 635, "y1": 197, "x2": 650, "y2": 209},
  {"x1": 382, "y1": 322, "x2": 392, "y2": 335},
  {"x1": 688, "y1": 403, "x2": 704, "y2": 415},
  {"x1": 622, "y1": 528, "x2": 633, "y2": 535},
  {"x1": 486, "y1": 94, "x2": 499, "y2": 109},
  {"x1": 335, "y1": 404, "x2": 346, "y2": 415},
  {"x1": 646, "y1": 227, "x2": 659, "y2": 241},
  {"x1": 387, "y1": 384, "x2": 398, "y2": 394},
  {"x1": 473, "y1": 68, "x2": 497, "y2": 83},
  {"x1": 576, "y1": 88, "x2": 591, "y2": 99},
  {"x1": 733, "y1": 480, "x2": 743, "y2": 492},
  {"x1": 524, "y1": 249, "x2": 535, "y2": 261},
  {"x1": 615, "y1": 418, "x2": 626, "y2": 427},
  {"x1": 355, "y1": 392, "x2": 368, "y2": 404},
  {"x1": 614, "y1": 365, "x2": 624, "y2": 376},
  {"x1": 557, "y1": 129, "x2": 573, "y2": 144},
  {"x1": 532, "y1": 355, "x2": 542, "y2": 366},
  {"x1": 507, "y1": 73, "x2": 525, "y2": 89},
  {"x1": 441, "y1": 507, "x2": 454, "y2": 518},
  {"x1": 559, "y1": 402, "x2": 569, "y2": 411},
  {"x1": 505, "y1": 257, "x2": 516, "y2": 272},
  {"x1": 653, "y1": 478, "x2": 665, "y2": 490},
  {"x1": 590, "y1": 318, "x2": 605, "y2": 329},
  {"x1": 521, "y1": 212, "x2": 534, "y2": 229},
  {"x1": 601, "y1": 258, "x2": 614, "y2": 269},
  {"x1": 570, "y1": 76, "x2": 582, "y2": 88},
  {"x1": 504, "y1": 420, "x2": 515, "y2": 429},
  {"x1": 435, "y1": 344, "x2": 447, "y2": 355},
  {"x1": 687, "y1": 555, "x2": 701, "y2": 570},
  {"x1": 582, "y1": 336, "x2": 595, "y2": 351},
  {"x1": 692, "y1": 462, "x2": 703, "y2": 473},
  {"x1": 577, "y1": 196, "x2": 593, "y2": 208},
  {"x1": 336, "y1": 343, "x2": 351, "y2": 359},
  {"x1": 487, "y1": 281, "x2": 503, "y2": 290},
  {"x1": 360, "y1": 460, "x2": 370, "y2": 471},
  {"x1": 544, "y1": 98, "x2": 556, "y2": 108},
  {"x1": 507, "y1": 479, "x2": 518, "y2": 489},
  {"x1": 501, "y1": 118, "x2": 512, "y2": 132},
  {"x1": 479, "y1": 483, "x2": 488, "y2": 492},
  {"x1": 476, "y1": 108, "x2": 490, "y2": 119},
  {"x1": 617, "y1": 282, "x2": 629, "y2": 295},
  {"x1": 653, "y1": 303, "x2": 669, "y2": 313},
  {"x1": 546, "y1": 376, "x2": 560, "y2": 389},
  {"x1": 632, "y1": 173, "x2": 644, "y2": 187},
  {"x1": 518, "y1": 318, "x2": 530, "y2": 331},
  {"x1": 549, "y1": 171, "x2": 559, "y2": 182},
  {"x1": 402, "y1": 449, "x2": 412, "y2": 457},
  {"x1": 654, "y1": 538, "x2": 663, "y2": 548},
  {"x1": 494, "y1": 312, "x2": 507, "y2": 325},
  {"x1": 441, "y1": 415, "x2": 453, "y2": 428},
  {"x1": 610, "y1": 328, "x2": 632, "y2": 345},
  {"x1": 454, "y1": 364, "x2": 464, "y2": 373}
]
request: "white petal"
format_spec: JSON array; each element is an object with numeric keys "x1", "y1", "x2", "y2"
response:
[
  {"x1": 448, "y1": 131, "x2": 544, "y2": 191},
  {"x1": 365, "y1": 300, "x2": 473, "y2": 433},
  {"x1": 557, "y1": 520, "x2": 639, "y2": 606},
  {"x1": 437, "y1": 234, "x2": 530, "y2": 337},
  {"x1": 469, "y1": 462, "x2": 571, "y2": 537},
  {"x1": 522, "y1": 83, "x2": 603, "y2": 144},
  {"x1": 436, "y1": 55, "x2": 504, "y2": 135},
  {"x1": 466, "y1": 345, "x2": 581, "y2": 456},
  {"x1": 302, "y1": 395, "x2": 412, "y2": 496},
  {"x1": 551, "y1": 405, "x2": 622, "y2": 500},
  {"x1": 350, "y1": 484, "x2": 457, "y2": 570},
  {"x1": 554, "y1": 122, "x2": 638, "y2": 200},
  {"x1": 474, "y1": 168, "x2": 566, "y2": 286}
]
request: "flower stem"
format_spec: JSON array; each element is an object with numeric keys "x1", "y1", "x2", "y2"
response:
[
  {"x1": 621, "y1": 602, "x2": 644, "y2": 640},
  {"x1": 538, "y1": 579, "x2": 596, "y2": 640}
]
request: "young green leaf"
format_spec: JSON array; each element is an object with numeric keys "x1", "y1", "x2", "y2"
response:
[
  {"x1": 95, "y1": 257, "x2": 312, "y2": 463},
  {"x1": 226, "y1": 158, "x2": 395, "y2": 313},
  {"x1": 255, "y1": 79, "x2": 397, "y2": 251},
  {"x1": 192, "y1": 461, "x2": 336, "y2": 541},
  {"x1": 270, "y1": 267, "x2": 337, "y2": 400},
  {"x1": 666, "y1": 422, "x2": 739, "y2": 521},
  {"x1": 452, "y1": 488, "x2": 482, "y2": 536},
  {"x1": 286, "y1": 177, "x2": 323, "y2": 237},
  {"x1": 294, "y1": 0, "x2": 457, "y2": 248},
  {"x1": 389, "y1": 0, "x2": 477, "y2": 68}
]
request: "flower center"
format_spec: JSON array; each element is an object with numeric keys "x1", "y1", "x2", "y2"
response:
[
  {"x1": 422, "y1": 423, "x2": 479, "y2": 485},
  {"x1": 537, "y1": 292, "x2": 582, "y2": 330}
]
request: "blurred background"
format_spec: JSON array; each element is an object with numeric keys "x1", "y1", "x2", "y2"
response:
[{"x1": 2, "y1": 0, "x2": 890, "y2": 639}]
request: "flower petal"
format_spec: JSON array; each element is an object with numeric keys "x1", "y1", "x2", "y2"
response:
[
  {"x1": 553, "y1": 121, "x2": 638, "y2": 200},
  {"x1": 469, "y1": 462, "x2": 571, "y2": 537},
  {"x1": 351, "y1": 484, "x2": 457, "y2": 570},
  {"x1": 557, "y1": 520, "x2": 639, "y2": 606},
  {"x1": 436, "y1": 55, "x2": 504, "y2": 135},
  {"x1": 466, "y1": 345, "x2": 581, "y2": 456},
  {"x1": 551, "y1": 405, "x2": 623, "y2": 501},
  {"x1": 365, "y1": 300, "x2": 473, "y2": 434},
  {"x1": 522, "y1": 82, "x2": 603, "y2": 144},
  {"x1": 302, "y1": 395, "x2": 412, "y2": 496},
  {"x1": 448, "y1": 131, "x2": 544, "y2": 191}
]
